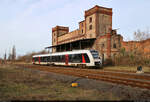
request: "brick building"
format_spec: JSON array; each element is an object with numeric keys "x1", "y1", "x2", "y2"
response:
[
  {"x1": 47, "y1": 5, "x2": 124, "y2": 62},
  {"x1": 122, "y1": 39, "x2": 150, "y2": 57}
]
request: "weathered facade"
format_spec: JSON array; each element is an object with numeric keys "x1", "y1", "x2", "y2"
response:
[
  {"x1": 50, "y1": 5, "x2": 123, "y2": 61},
  {"x1": 122, "y1": 39, "x2": 150, "y2": 57}
]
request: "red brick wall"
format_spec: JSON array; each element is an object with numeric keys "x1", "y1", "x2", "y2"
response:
[{"x1": 121, "y1": 39, "x2": 150, "y2": 57}]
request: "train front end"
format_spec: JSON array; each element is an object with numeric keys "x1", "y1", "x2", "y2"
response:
[{"x1": 90, "y1": 50, "x2": 102, "y2": 68}]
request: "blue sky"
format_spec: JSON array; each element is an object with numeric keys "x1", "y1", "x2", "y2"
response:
[{"x1": 0, "y1": 0, "x2": 150, "y2": 58}]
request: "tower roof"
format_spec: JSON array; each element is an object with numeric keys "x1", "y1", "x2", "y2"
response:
[{"x1": 85, "y1": 5, "x2": 112, "y2": 17}]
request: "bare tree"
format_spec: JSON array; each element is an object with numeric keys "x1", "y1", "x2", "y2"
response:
[
  {"x1": 8, "y1": 53, "x2": 12, "y2": 61},
  {"x1": 12, "y1": 45, "x2": 16, "y2": 61},
  {"x1": 4, "y1": 51, "x2": 7, "y2": 64},
  {"x1": 17, "y1": 49, "x2": 48, "y2": 63},
  {"x1": 133, "y1": 28, "x2": 150, "y2": 41}
]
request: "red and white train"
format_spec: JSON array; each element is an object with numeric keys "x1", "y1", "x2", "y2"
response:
[{"x1": 32, "y1": 49, "x2": 102, "y2": 68}]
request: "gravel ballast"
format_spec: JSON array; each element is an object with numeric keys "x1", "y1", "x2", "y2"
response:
[{"x1": 24, "y1": 67, "x2": 150, "y2": 100}]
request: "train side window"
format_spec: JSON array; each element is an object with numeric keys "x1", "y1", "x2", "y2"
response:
[
  {"x1": 62, "y1": 55, "x2": 65, "y2": 62},
  {"x1": 69, "y1": 54, "x2": 73, "y2": 62},
  {"x1": 55, "y1": 56, "x2": 57, "y2": 62},
  {"x1": 60, "y1": 56, "x2": 62, "y2": 62},
  {"x1": 49, "y1": 56, "x2": 51, "y2": 62},
  {"x1": 41, "y1": 57, "x2": 43, "y2": 62},
  {"x1": 55, "y1": 56, "x2": 59, "y2": 62},
  {"x1": 60, "y1": 55, "x2": 64, "y2": 62},
  {"x1": 83, "y1": 53, "x2": 90, "y2": 63},
  {"x1": 48, "y1": 56, "x2": 50, "y2": 62},
  {"x1": 78, "y1": 54, "x2": 82, "y2": 63},
  {"x1": 43, "y1": 57, "x2": 45, "y2": 62},
  {"x1": 52, "y1": 56, "x2": 55, "y2": 62},
  {"x1": 54, "y1": 56, "x2": 56, "y2": 62},
  {"x1": 36, "y1": 57, "x2": 39, "y2": 62},
  {"x1": 44, "y1": 57, "x2": 47, "y2": 62},
  {"x1": 55, "y1": 56, "x2": 58, "y2": 62},
  {"x1": 59, "y1": 56, "x2": 61, "y2": 62},
  {"x1": 58, "y1": 56, "x2": 61, "y2": 62},
  {"x1": 71, "y1": 54, "x2": 76, "y2": 63},
  {"x1": 56, "y1": 56, "x2": 61, "y2": 62},
  {"x1": 35, "y1": 57, "x2": 38, "y2": 62},
  {"x1": 47, "y1": 56, "x2": 49, "y2": 62},
  {"x1": 42, "y1": 57, "x2": 45, "y2": 62},
  {"x1": 42, "y1": 57, "x2": 44, "y2": 62},
  {"x1": 73, "y1": 54, "x2": 82, "y2": 63}
]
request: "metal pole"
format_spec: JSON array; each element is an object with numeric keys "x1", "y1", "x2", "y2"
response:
[
  {"x1": 70, "y1": 43, "x2": 71, "y2": 51},
  {"x1": 60, "y1": 46, "x2": 61, "y2": 52},
  {"x1": 79, "y1": 41, "x2": 81, "y2": 49}
]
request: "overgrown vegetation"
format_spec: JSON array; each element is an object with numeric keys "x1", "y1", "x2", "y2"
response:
[
  {"x1": 113, "y1": 48, "x2": 150, "y2": 66},
  {"x1": 113, "y1": 29, "x2": 150, "y2": 66},
  {"x1": 16, "y1": 50, "x2": 49, "y2": 63},
  {"x1": 0, "y1": 65, "x2": 120, "y2": 101}
]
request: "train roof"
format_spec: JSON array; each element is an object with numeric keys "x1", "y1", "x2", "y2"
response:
[{"x1": 32, "y1": 49, "x2": 97, "y2": 57}]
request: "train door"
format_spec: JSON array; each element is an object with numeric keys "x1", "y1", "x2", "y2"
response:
[
  {"x1": 65, "y1": 54, "x2": 68, "y2": 65},
  {"x1": 82, "y1": 54, "x2": 86, "y2": 63},
  {"x1": 39, "y1": 56, "x2": 40, "y2": 64}
]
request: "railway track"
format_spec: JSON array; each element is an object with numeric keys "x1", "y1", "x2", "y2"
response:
[
  {"x1": 15, "y1": 64, "x2": 150, "y2": 90},
  {"x1": 103, "y1": 69, "x2": 150, "y2": 74}
]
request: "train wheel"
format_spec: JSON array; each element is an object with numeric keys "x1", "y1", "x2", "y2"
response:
[
  {"x1": 77, "y1": 64, "x2": 82, "y2": 68},
  {"x1": 82, "y1": 64, "x2": 86, "y2": 69}
]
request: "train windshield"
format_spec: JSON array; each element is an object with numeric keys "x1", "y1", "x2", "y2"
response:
[{"x1": 90, "y1": 50, "x2": 100, "y2": 59}]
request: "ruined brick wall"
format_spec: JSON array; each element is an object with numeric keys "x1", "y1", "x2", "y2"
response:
[
  {"x1": 121, "y1": 39, "x2": 150, "y2": 57},
  {"x1": 93, "y1": 35, "x2": 108, "y2": 60},
  {"x1": 92, "y1": 33, "x2": 122, "y2": 61},
  {"x1": 110, "y1": 34, "x2": 122, "y2": 58}
]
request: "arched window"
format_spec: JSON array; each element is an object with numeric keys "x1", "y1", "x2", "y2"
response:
[
  {"x1": 89, "y1": 17, "x2": 92, "y2": 23},
  {"x1": 89, "y1": 25, "x2": 92, "y2": 30},
  {"x1": 82, "y1": 29, "x2": 83, "y2": 33},
  {"x1": 102, "y1": 44, "x2": 105, "y2": 48},
  {"x1": 113, "y1": 44, "x2": 116, "y2": 48}
]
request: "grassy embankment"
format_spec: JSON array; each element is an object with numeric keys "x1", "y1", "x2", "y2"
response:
[
  {"x1": 104, "y1": 66, "x2": 150, "y2": 73},
  {"x1": 0, "y1": 64, "x2": 120, "y2": 101}
]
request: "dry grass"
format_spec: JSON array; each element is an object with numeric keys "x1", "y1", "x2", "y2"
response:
[
  {"x1": 104, "y1": 66, "x2": 150, "y2": 73},
  {"x1": 0, "y1": 64, "x2": 120, "y2": 101}
]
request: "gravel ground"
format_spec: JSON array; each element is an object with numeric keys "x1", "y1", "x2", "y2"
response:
[{"x1": 23, "y1": 66, "x2": 150, "y2": 101}]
